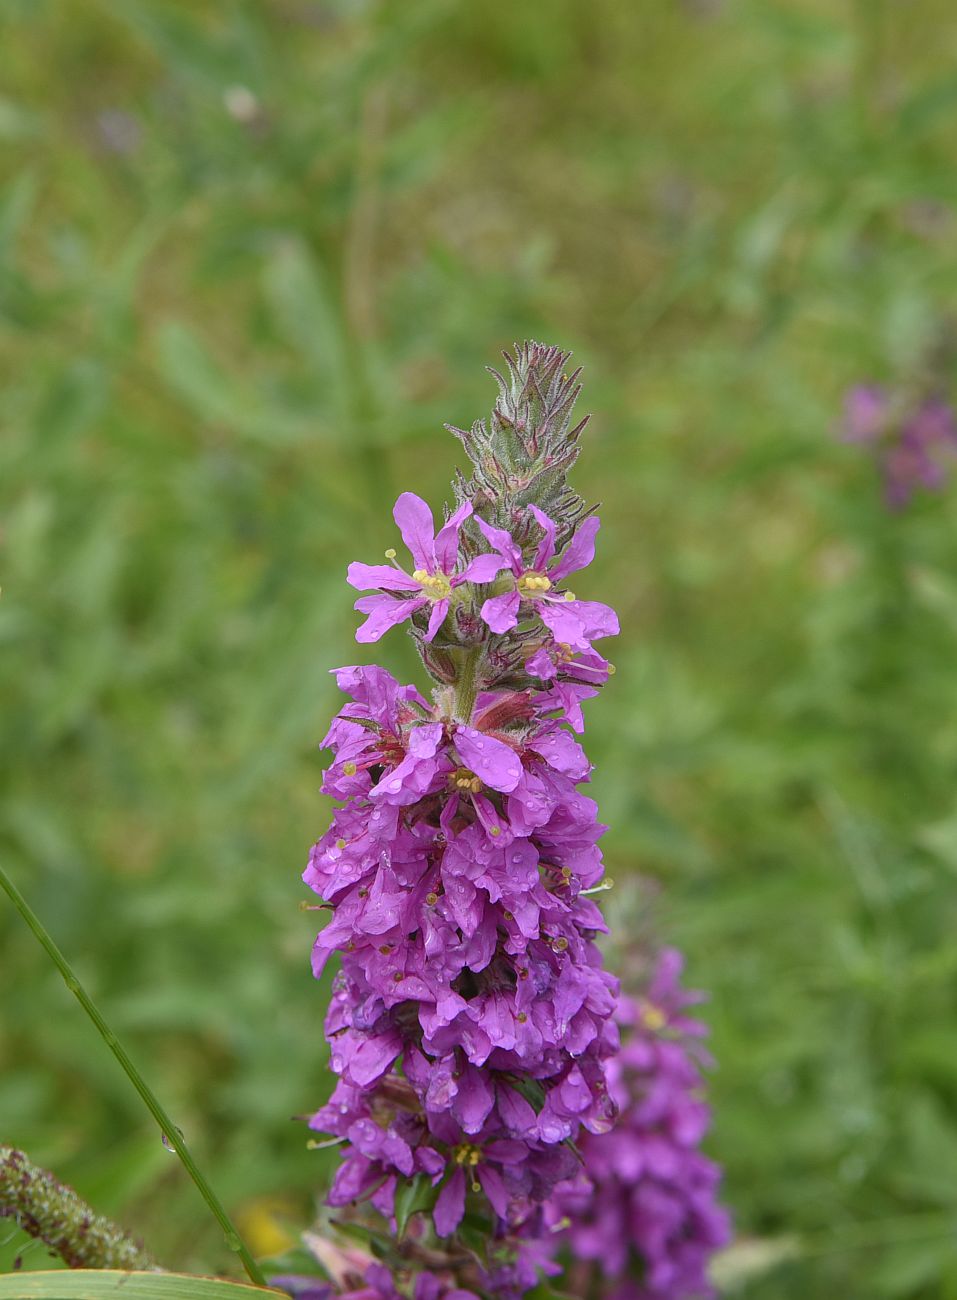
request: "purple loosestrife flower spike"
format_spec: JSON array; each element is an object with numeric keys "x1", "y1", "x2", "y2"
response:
[
  {"x1": 305, "y1": 344, "x2": 626, "y2": 1296},
  {"x1": 546, "y1": 949, "x2": 731, "y2": 1300}
]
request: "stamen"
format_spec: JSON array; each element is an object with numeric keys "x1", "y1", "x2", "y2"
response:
[
  {"x1": 580, "y1": 879, "x2": 614, "y2": 895},
  {"x1": 642, "y1": 1003, "x2": 667, "y2": 1032},
  {"x1": 451, "y1": 767, "x2": 483, "y2": 794},
  {"x1": 342, "y1": 761, "x2": 357, "y2": 776},
  {"x1": 518, "y1": 570, "x2": 552, "y2": 597},
  {"x1": 413, "y1": 568, "x2": 452, "y2": 600}
]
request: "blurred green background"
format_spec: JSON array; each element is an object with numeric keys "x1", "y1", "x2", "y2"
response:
[{"x1": 4, "y1": 1, "x2": 957, "y2": 1295}]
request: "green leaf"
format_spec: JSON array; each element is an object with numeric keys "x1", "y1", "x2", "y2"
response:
[
  {"x1": 509, "y1": 1077, "x2": 546, "y2": 1113},
  {"x1": 326, "y1": 1219, "x2": 394, "y2": 1259},
  {"x1": 153, "y1": 320, "x2": 318, "y2": 445},
  {"x1": 0, "y1": 1273, "x2": 282, "y2": 1299},
  {"x1": 393, "y1": 1173, "x2": 436, "y2": 1239}
]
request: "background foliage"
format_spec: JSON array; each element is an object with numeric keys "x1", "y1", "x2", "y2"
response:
[{"x1": 3, "y1": 1, "x2": 957, "y2": 1295}]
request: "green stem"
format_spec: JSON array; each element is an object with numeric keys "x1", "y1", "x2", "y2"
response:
[
  {"x1": 452, "y1": 646, "x2": 482, "y2": 723},
  {"x1": 0, "y1": 864, "x2": 267, "y2": 1289}
]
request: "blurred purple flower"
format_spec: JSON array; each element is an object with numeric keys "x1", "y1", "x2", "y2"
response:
[
  {"x1": 841, "y1": 385, "x2": 957, "y2": 509},
  {"x1": 842, "y1": 386, "x2": 891, "y2": 444},
  {"x1": 546, "y1": 949, "x2": 731, "y2": 1300}
]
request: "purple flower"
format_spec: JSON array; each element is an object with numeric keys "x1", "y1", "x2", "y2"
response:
[
  {"x1": 841, "y1": 385, "x2": 957, "y2": 510},
  {"x1": 842, "y1": 385, "x2": 891, "y2": 443},
  {"x1": 476, "y1": 508, "x2": 619, "y2": 649},
  {"x1": 347, "y1": 492, "x2": 505, "y2": 642},
  {"x1": 882, "y1": 398, "x2": 957, "y2": 509},
  {"x1": 546, "y1": 950, "x2": 731, "y2": 1300},
  {"x1": 301, "y1": 344, "x2": 702, "y2": 1298}
]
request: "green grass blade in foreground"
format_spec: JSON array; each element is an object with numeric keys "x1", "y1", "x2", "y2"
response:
[
  {"x1": 0, "y1": 1273, "x2": 284, "y2": 1298},
  {"x1": 0, "y1": 865, "x2": 268, "y2": 1289}
]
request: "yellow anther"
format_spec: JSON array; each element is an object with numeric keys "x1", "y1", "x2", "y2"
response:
[
  {"x1": 342, "y1": 761, "x2": 357, "y2": 776},
  {"x1": 642, "y1": 1004, "x2": 667, "y2": 1032},
  {"x1": 453, "y1": 1142, "x2": 481, "y2": 1166},
  {"x1": 413, "y1": 569, "x2": 452, "y2": 600},
  {"x1": 517, "y1": 571, "x2": 552, "y2": 597},
  {"x1": 551, "y1": 936, "x2": 569, "y2": 953},
  {"x1": 384, "y1": 548, "x2": 397, "y2": 559},
  {"x1": 451, "y1": 767, "x2": 483, "y2": 794},
  {"x1": 468, "y1": 1150, "x2": 480, "y2": 1166},
  {"x1": 517, "y1": 1011, "x2": 527, "y2": 1023}
]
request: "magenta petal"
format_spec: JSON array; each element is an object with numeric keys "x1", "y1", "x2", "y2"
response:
[
  {"x1": 347, "y1": 561, "x2": 418, "y2": 592},
  {"x1": 475, "y1": 516, "x2": 523, "y2": 573},
  {"x1": 393, "y1": 491, "x2": 436, "y2": 571},
  {"x1": 480, "y1": 590, "x2": 522, "y2": 633},
  {"x1": 528, "y1": 504, "x2": 558, "y2": 570},
  {"x1": 451, "y1": 1064, "x2": 495, "y2": 1133},
  {"x1": 347, "y1": 1030, "x2": 402, "y2": 1086},
  {"x1": 434, "y1": 500, "x2": 473, "y2": 572},
  {"x1": 459, "y1": 552, "x2": 509, "y2": 584},
  {"x1": 354, "y1": 595, "x2": 426, "y2": 643},
  {"x1": 455, "y1": 725, "x2": 523, "y2": 792},
  {"x1": 550, "y1": 515, "x2": 600, "y2": 581},
  {"x1": 425, "y1": 599, "x2": 449, "y2": 642},
  {"x1": 497, "y1": 1084, "x2": 538, "y2": 1136},
  {"x1": 567, "y1": 598, "x2": 620, "y2": 641},
  {"x1": 477, "y1": 1164, "x2": 509, "y2": 1220},
  {"x1": 433, "y1": 1167, "x2": 466, "y2": 1237},
  {"x1": 539, "y1": 598, "x2": 619, "y2": 648}
]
